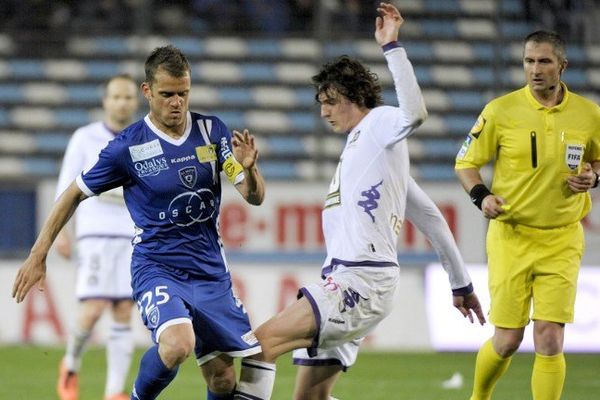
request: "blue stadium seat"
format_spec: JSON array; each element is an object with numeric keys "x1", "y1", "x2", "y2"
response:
[
  {"x1": 0, "y1": 84, "x2": 24, "y2": 103},
  {"x1": 9, "y1": 60, "x2": 45, "y2": 78}
]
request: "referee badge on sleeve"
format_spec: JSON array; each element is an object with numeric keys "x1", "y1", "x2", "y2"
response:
[
  {"x1": 565, "y1": 144, "x2": 584, "y2": 171},
  {"x1": 457, "y1": 135, "x2": 472, "y2": 159},
  {"x1": 469, "y1": 115, "x2": 486, "y2": 139}
]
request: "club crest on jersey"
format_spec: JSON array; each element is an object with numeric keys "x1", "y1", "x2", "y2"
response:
[
  {"x1": 565, "y1": 144, "x2": 584, "y2": 171},
  {"x1": 178, "y1": 166, "x2": 198, "y2": 189},
  {"x1": 147, "y1": 306, "x2": 160, "y2": 328},
  {"x1": 357, "y1": 180, "x2": 383, "y2": 222},
  {"x1": 129, "y1": 139, "x2": 164, "y2": 162},
  {"x1": 469, "y1": 115, "x2": 486, "y2": 139}
]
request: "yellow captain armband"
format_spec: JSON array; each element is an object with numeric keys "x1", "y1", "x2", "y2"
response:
[{"x1": 223, "y1": 155, "x2": 244, "y2": 184}]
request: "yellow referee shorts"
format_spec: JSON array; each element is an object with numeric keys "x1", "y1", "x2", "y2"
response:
[{"x1": 486, "y1": 220, "x2": 584, "y2": 328}]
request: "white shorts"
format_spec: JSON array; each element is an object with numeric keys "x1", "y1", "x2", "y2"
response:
[
  {"x1": 75, "y1": 236, "x2": 133, "y2": 300},
  {"x1": 293, "y1": 264, "x2": 399, "y2": 368}
]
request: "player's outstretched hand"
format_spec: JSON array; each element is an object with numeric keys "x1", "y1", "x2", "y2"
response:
[
  {"x1": 12, "y1": 254, "x2": 47, "y2": 303},
  {"x1": 375, "y1": 2, "x2": 404, "y2": 46},
  {"x1": 232, "y1": 129, "x2": 258, "y2": 170},
  {"x1": 453, "y1": 292, "x2": 486, "y2": 325}
]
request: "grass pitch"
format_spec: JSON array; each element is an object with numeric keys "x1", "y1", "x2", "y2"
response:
[{"x1": 2, "y1": 346, "x2": 600, "y2": 399}]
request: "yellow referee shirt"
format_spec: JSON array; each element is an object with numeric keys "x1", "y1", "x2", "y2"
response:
[{"x1": 456, "y1": 84, "x2": 600, "y2": 228}]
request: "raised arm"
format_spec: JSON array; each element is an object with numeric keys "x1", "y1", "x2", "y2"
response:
[
  {"x1": 405, "y1": 176, "x2": 485, "y2": 325},
  {"x1": 376, "y1": 3, "x2": 427, "y2": 136},
  {"x1": 12, "y1": 181, "x2": 88, "y2": 302},
  {"x1": 232, "y1": 129, "x2": 265, "y2": 205}
]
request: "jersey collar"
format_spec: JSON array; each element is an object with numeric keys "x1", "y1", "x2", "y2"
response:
[
  {"x1": 144, "y1": 111, "x2": 192, "y2": 146},
  {"x1": 524, "y1": 82, "x2": 570, "y2": 112}
]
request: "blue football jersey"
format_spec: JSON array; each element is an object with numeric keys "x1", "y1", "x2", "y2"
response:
[{"x1": 77, "y1": 111, "x2": 243, "y2": 279}]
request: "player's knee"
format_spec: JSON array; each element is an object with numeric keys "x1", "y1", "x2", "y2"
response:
[
  {"x1": 206, "y1": 368, "x2": 236, "y2": 394},
  {"x1": 159, "y1": 340, "x2": 193, "y2": 368},
  {"x1": 495, "y1": 338, "x2": 521, "y2": 357}
]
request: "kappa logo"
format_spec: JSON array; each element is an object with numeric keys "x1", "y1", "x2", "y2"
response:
[
  {"x1": 357, "y1": 180, "x2": 383, "y2": 223},
  {"x1": 178, "y1": 166, "x2": 198, "y2": 189},
  {"x1": 129, "y1": 139, "x2": 163, "y2": 162}
]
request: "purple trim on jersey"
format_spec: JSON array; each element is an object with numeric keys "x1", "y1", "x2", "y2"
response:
[
  {"x1": 297, "y1": 287, "x2": 321, "y2": 357},
  {"x1": 77, "y1": 234, "x2": 133, "y2": 241},
  {"x1": 382, "y1": 41, "x2": 402, "y2": 52},
  {"x1": 232, "y1": 391, "x2": 264, "y2": 400},
  {"x1": 292, "y1": 357, "x2": 348, "y2": 372},
  {"x1": 321, "y1": 258, "x2": 398, "y2": 278}
]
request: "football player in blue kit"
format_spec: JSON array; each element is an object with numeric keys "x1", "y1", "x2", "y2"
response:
[{"x1": 12, "y1": 45, "x2": 265, "y2": 400}]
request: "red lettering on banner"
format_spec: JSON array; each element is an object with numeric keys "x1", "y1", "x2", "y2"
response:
[
  {"x1": 220, "y1": 204, "x2": 248, "y2": 247},
  {"x1": 277, "y1": 204, "x2": 323, "y2": 248},
  {"x1": 22, "y1": 283, "x2": 64, "y2": 342},
  {"x1": 277, "y1": 275, "x2": 300, "y2": 312}
]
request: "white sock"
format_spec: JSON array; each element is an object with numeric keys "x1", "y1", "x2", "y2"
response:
[
  {"x1": 235, "y1": 359, "x2": 276, "y2": 400},
  {"x1": 105, "y1": 323, "x2": 134, "y2": 396},
  {"x1": 65, "y1": 327, "x2": 91, "y2": 372}
]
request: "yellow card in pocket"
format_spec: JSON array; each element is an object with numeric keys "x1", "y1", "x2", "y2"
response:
[{"x1": 195, "y1": 144, "x2": 217, "y2": 163}]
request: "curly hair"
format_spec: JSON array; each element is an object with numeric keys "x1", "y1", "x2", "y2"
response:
[
  {"x1": 312, "y1": 56, "x2": 383, "y2": 108},
  {"x1": 144, "y1": 45, "x2": 191, "y2": 85}
]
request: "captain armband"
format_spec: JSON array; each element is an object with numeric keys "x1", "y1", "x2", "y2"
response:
[
  {"x1": 469, "y1": 184, "x2": 492, "y2": 210},
  {"x1": 223, "y1": 155, "x2": 244, "y2": 185}
]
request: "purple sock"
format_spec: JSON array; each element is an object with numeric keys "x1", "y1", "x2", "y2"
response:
[{"x1": 131, "y1": 345, "x2": 178, "y2": 400}]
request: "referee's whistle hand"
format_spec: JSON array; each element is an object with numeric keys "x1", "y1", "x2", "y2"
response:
[{"x1": 481, "y1": 195, "x2": 506, "y2": 219}]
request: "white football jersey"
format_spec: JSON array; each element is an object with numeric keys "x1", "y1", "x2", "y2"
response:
[
  {"x1": 322, "y1": 46, "x2": 427, "y2": 269},
  {"x1": 323, "y1": 106, "x2": 412, "y2": 266},
  {"x1": 56, "y1": 121, "x2": 135, "y2": 239}
]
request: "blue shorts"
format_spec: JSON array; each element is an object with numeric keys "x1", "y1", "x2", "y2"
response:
[{"x1": 132, "y1": 263, "x2": 261, "y2": 364}]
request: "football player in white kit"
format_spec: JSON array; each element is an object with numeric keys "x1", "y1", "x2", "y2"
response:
[
  {"x1": 54, "y1": 75, "x2": 139, "y2": 400},
  {"x1": 233, "y1": 3, "x2": 486, "y2": 399}
]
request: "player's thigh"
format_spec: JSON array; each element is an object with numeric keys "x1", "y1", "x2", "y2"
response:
[
  {"x1": 158, "y1": 321, "x2": 195, "y2": 360},
  {"x1": 486, "y1": 221, "x2": 532, "y2": 328},
  {"x1": 532, "y1": 223, "x2": 583, "y2": 323},
  {"x1": 254, "y1": 296, "x2": 316, "y2": 360},
  {"x1": 293, "y1": 365, "x2": 343, "y2": 400}
]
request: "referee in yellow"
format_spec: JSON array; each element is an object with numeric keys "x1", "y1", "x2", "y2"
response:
[{"x1": 455, "y1": 30, "x2": 600, "y2": 400}]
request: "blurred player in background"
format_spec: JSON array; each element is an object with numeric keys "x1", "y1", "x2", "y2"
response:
[
  {"x1": 455, "y1": 30, "x2": 600, "y2": 400},
  {"x1": 12, "y1": 45, "x2": 265, "y2": 400},
  {"x1": 232, "y1": 3, "x2": 485, "y2": 399},
  {"x1": 55, "y1": 74, "x2": 139, "y2": 400}
]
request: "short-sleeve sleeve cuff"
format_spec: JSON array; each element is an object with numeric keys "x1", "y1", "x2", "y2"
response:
[{"x1": 76, "y1": 174, "x2": 96, "y2": 197}]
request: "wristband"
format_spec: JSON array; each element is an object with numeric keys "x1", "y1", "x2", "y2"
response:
[
  {"x1": 469, "y1": 184, "x2": 492, "y2": 210},
  {"x1": 452, "y1": 283, "x2": 474, "y2": 296},
  {"x1": 593, "y1": 171, "x2": 600, "y2": 189}
]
